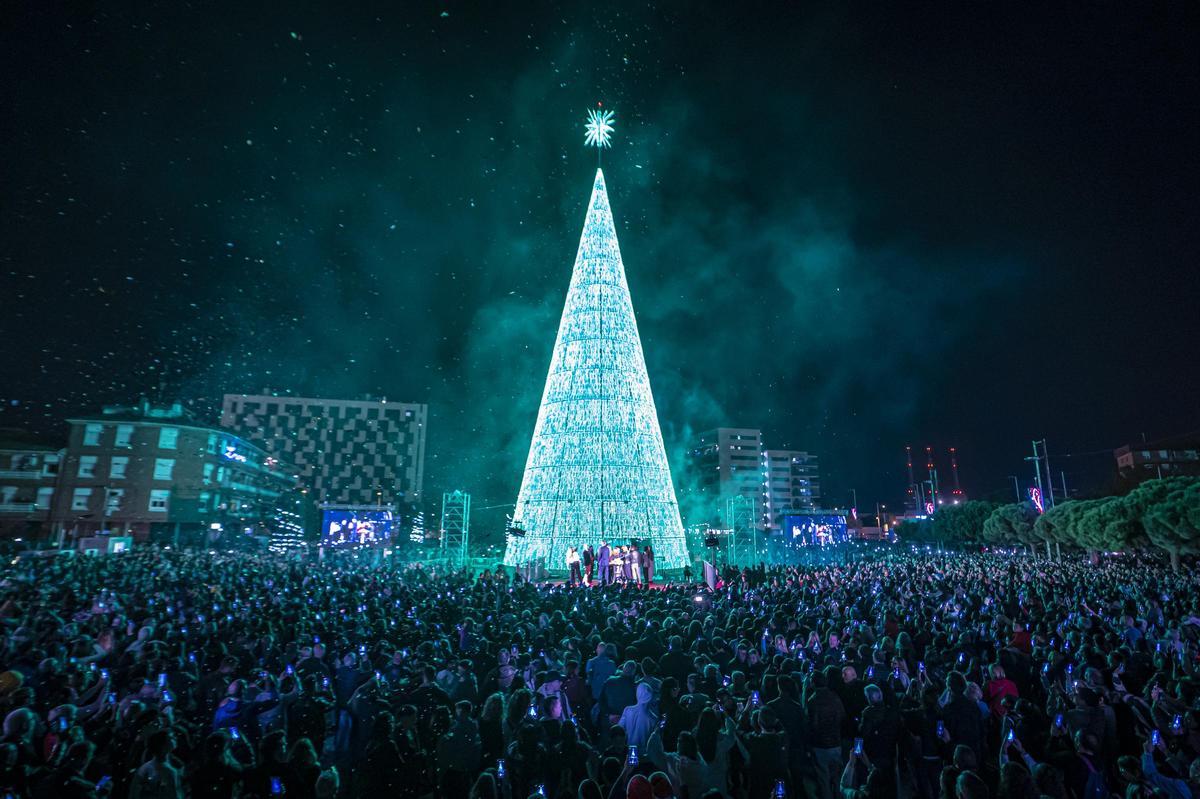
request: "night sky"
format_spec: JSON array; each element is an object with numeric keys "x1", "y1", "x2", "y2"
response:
[{"x1": 3, "y1": 4, "x2": 1198, "y2": 539}]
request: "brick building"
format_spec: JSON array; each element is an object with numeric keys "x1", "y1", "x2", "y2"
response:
[
  {"x1": 52, "y1": 400, "x2": 297, "y2": 546},
  {"x1": 0, "y1": 431, "x2": 62, "y2": 539}
]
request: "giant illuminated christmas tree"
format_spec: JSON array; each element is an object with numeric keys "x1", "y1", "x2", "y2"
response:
[{"x1": 504, "y1": 109, "x2": 689, "y2": 572}]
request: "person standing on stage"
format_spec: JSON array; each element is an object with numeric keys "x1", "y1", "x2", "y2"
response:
[
  {"x1": 582, "y1": 544, "x2": 595, "y2": 585},
  {"x1": 643, "y1": 545, "x2": 655, "y2": 586},
  {"x1": 597, "y1": 541, "x2": 611, "y2": 585},
  {"x1": 621, "y1": 546, "x2": 634, "y2": 583},
  {"x1": 630, "y1": 544, "x2": 643, "y2": 586},
  {"x1": 566, "y1": 547, "x2": 582, "y2": 586}
]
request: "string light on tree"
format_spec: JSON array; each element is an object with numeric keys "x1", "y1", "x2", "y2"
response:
[{"x1": 504, "y1": 109, "x2": 689, "y2": 571}]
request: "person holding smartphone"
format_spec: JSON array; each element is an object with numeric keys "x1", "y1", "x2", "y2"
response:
[
  {"x1": 191, "y1": 726, "x2": 253, "y2": 797},
  {"x1": 840, "y1": 735, "x2": 875, "y2": 797}
]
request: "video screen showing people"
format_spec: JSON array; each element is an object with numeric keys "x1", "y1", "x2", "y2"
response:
[
  {"x1": 784, "y1": 514, "x2": 848, "y2": 547},
  {"x1": 321, "y1": 509, "x2": 394, "y2": 549}
]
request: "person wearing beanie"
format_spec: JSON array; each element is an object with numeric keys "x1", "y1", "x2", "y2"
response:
[
  {"x1": 624, "y1": 773, "x2": 653, "y2": 799},
  {"x1": 648, "y1": 771, "x2": 675, "y2": 798}
]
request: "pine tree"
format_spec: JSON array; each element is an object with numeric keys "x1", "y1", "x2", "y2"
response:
[{"x1": 504, "y1": 169, "x2": 689, "y2": 571}]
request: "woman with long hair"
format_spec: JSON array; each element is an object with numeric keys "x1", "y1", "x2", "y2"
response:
[
  {"x1": 286, "y1": 738, "x2": 321, "y2": 799},
  {"x1": 998, "y1": 761, "x2": 1039, "y2": 799},
  {"x1": 191, "y1": 730, "x2": 254, "y2": 799},
  {"x1": 468, "y1": 771, "x2": 500, "y2": 799},
  {"x1": 692, "y1": 707, "x2": 745, "y2": 797},
  {"x1": 479, "y1": 693, "x2": 506, "y2": 763},
  {"x1": 503, "y1": 689, "x2": 533, "y2": 745}
]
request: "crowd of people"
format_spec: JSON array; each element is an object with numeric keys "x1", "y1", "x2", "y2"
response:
[{"x1": 0, "y1": 544, "x2": 1198, "y2": 799}]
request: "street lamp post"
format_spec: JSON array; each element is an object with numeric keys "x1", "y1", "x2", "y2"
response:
[
  {"x1": 1024, "y1": 444, "x2": 1044, "y2": 505},
  {"x1": 1039, "y1": 440, "x2": 1055, "y2": 508},
  {"x1": 1025, "y1": 442, "x2": 1053, "y2": 559}
]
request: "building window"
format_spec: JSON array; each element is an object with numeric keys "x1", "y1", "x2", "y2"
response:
[
  {"x1": 153, "y1": 458, "x2": 175, "y2": 480},
  {"x1": 203, "y1": 463, "x2": 214, "y2": 484},
  {"x1": 206, "y1": 433, "x2": 217, "y2": 454},
  {"x1": 71, "y1": 488, "x2": 93, "y2": 511},
  {"x1": 158, "y1": 427, "x2": 179, "y2": 450},
  {"x1": 36, "y1": 487, "x2": 54, "y2": 509},
  {"x1": 110, "y1": 457, "x2": 129, "y2": 479},
  {"x1": 104, "y1": 489, "x2": 124, "y2": 513},
  {"x1": 115, "y1": 424, "x2": 134, "y2": 448},
  {"x1": 78, "y1": 456, "x2": 98, "y2": 478},
  {"x1": 83, "y1": 424, "x2": 103, "y2": 446},
  {"x1": 148, "y1": 490, "x2": 169, "y2": 512}
]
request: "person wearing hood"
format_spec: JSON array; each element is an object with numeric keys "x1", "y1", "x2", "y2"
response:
[{"x1": 619, "y1": 683, "x2": 659, "y2": 751}]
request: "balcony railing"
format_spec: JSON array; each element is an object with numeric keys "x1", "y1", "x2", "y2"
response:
[{"x1": 0, "y1": 469, "x2": 51, "y2": 480}]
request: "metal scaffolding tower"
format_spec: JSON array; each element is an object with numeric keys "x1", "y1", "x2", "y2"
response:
[
  {"x1": 440, "y1": 491, "x2": 471, "y2": 568},
  {"x1": 726, "y1": 495, "x2": 759, "y2": 567}
]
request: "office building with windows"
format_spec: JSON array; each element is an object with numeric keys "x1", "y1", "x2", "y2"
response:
[
  {"x1": 688, "y1": 428, "x2": 768, "y2": 529},
  {"x1": 762, "y1": 449, "x2": 821, "y2": 531},
  {"x1": 52, "y1": 400, "x2": 297, "y2": 545},
  {"x1": 220, "y1": 393, "x2": 427, "y2": 506},
  {"x1": 688, "y1": 428, "x2": 822, "y2": 533}
]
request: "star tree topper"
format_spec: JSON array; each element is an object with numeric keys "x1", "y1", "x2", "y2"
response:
[{"x1": 584, "y1": 107, "x2": 615, "y2": 149}]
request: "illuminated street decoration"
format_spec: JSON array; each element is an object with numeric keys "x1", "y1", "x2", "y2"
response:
[
  {"x1": 1028, "y1": 486, "x2": 1044, "y2": 513},
  {"x1": 504, "y1": 160, "x2": 689, "y2": 571},
  {"x1": 584, "y1": 107, "x2": 615, "y2": 149}
]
